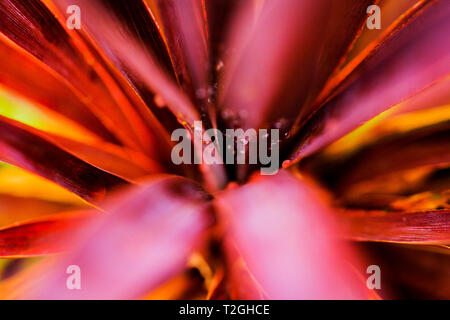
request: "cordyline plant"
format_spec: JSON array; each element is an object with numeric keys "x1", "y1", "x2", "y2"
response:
[{"x1": 0, "y1": 0, "x2": 448, "y2": 300}]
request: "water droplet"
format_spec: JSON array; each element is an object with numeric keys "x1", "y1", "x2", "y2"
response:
[
  {"x1": 154, "y1": 95, "x2": 166, "y2": 108},
  {"x1": 221, "y1": 109, "x2": 233, "y2": 119},
  {"x1": 239, "y1": 138, "x2": 249, "y2": 145},
  {"x1": 238, "y1": 109, "x2": 249, "y2": 119},
  {"x1": 196, "y1": 88, "x2": 207, "y2": 99},
  {"x1": 208, "y1": 86, "x2": 215, "y2": 96},
  {"x1": 216, "y1": 60, "x2": 224, "y2": 71}
]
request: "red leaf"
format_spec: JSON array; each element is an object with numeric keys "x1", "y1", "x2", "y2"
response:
[
  {"x1": 216, "y1": 171, "x2": 369, "y2": 299},
  {"x1": 219, "y1": 0, "x2": 372, "y2": 131},
  {"x1": 18, "y1": 176, "x2": 213, "y2": 299},
  {"x1": 0, "y1": 36, "x2": 116, "y2": 143},
  {"x1": 391, "y1": 77, "x2": 450, "y2": 115},
  {"x1": 0, "y1": 211, "x2": 98, "y2": 258},
  {"x1": 51, "y1": 0, "x2": 201, "y2": 129},
  {"x1": 338, "y1": 127, "x2": 450, "y2": 188},
  {"x1": 318, "y1": 0, "x2": 429, "y2": 105},
  {"x1": 339, "y1": 209, "x2": 450, "y2": 244},
  {"x1": 0, "y1": 0, "x2": 166, "y2": 153},
  {"x1": 290, "y1": 0, "x2": 450, "y2": 161},
  {"x1": 45, "y1": 134, "x2": 163, "y2": 181},
  {"x1": 0, "y1": 116, "x2": 128, "y2": 204},
  {"x1": 149, "y1": 0, "x2": 210, "y2": 106},
  {"x1": 0, "y1": 195, "x2": 81, "y2": 228}
]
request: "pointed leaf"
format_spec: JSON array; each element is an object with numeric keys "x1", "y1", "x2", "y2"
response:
[
  {"x1": 220, "y1": 0, "x2": 372, "y2": 132},
  {"x1": 290, "y1": 0, "x2": 450, "y2": 161},
  {"x1": 0, "y1": 195, "x2": 81, "y2": 229},
  {"x1": 0, "y1": 35, "x2": 116, "y2": 142},
  {"x1": 0, "y1": 0, "x2": 159, "y2": 152},
  {"x1": 339, "y1": 127, "x2": 450, "y2": 187},
  {"x1": 45, "y1": 134, "x2": 163, "y2": 181},
  {"x1": 0, "y1": 116, "x2": 128, "y2": 204},
  {"x1": 0, "y1": 211, "x2": 98, "y2": 258},
  {"x1": 52, "y1": 0, "x2": 200, "y2": 128},
  {"x1": 322, "y1": 0, "x2": 426, "y2": 99},
  {"x1": 216, "y1": 172, "x2": 369, "y2": 299},
  {"x1": 16, "y1": 176, "x2": 213, "y2": 299},
  {"x1": 339, "y1": 209, "x2": 450, "y2": 244},
  {"x1": 147, "y1": 0, "x2": 211, "y2": 118}
]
